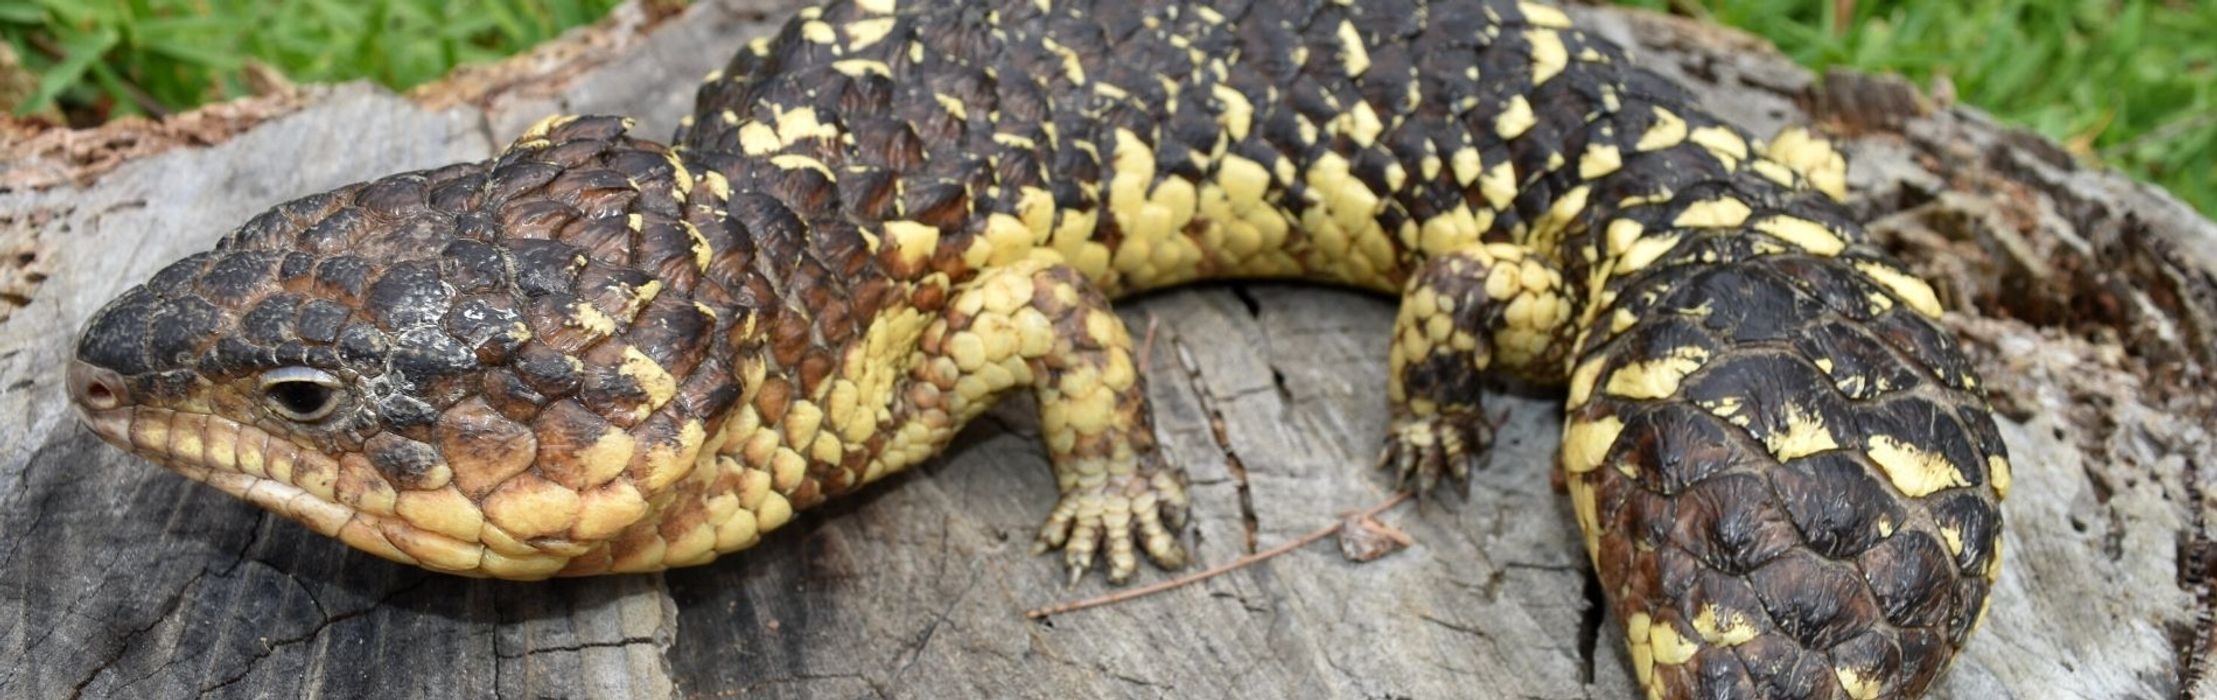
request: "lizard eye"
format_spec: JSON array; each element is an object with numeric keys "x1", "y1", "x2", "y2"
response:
[{"x1": 260, "y1": 367, "x2": 343, "y2": 422}]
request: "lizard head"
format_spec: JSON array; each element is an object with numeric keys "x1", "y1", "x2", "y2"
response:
[{"x1": 68, "y1": 115, "x2": 741, "y2": 579}]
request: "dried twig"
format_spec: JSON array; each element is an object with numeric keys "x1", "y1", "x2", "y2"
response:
[{"x1": 1024, "y1": 490, "x2": 1414, "y2": 619}]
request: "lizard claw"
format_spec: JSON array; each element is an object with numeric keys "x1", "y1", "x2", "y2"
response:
[
  {"x1": 1376, "y1": 408, "x2": 1495, "y2": 499},
  {"x1": 1033, "y1": 470, "x2": 1188, "y2": 585}
]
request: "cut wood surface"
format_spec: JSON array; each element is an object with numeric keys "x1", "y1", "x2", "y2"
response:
[{"x1": 3, "y1": 1, "x2": 2213, "y2": 697}]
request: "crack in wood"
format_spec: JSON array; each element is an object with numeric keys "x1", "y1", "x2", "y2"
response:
[
  {"x1": 193, "y1": 577, "x2": 432, "y2": 697},
  {"x1": 1575, "y1": 570, "x2": 1603, "y2": 686},
  {"x1": 68, "y1": 570, "x2": 203, "y2": 700},
  {"x1": 492, "y1": 636, "x2": 662, "y2": 660},
  {"x1": 1171, "y1": 328, "x2": 1261, "y2": 553}
]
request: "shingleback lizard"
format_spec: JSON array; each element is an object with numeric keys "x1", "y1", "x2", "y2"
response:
[{"x1": 65, "y1": 0, "x2": 2009, "y2": 696}]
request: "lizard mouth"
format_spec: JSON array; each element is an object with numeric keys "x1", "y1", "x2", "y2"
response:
[{"x1": 68, "y1": 366, "x2": 580, "y2": 579}]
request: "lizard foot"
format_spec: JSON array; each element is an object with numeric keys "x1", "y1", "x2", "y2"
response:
[
  {"x1": 1376, "y1": 408, "x2": 1495, "y2": 497},
  {"x1": 1032, "y1": 470, "x2": 1189, "y2": 585}
]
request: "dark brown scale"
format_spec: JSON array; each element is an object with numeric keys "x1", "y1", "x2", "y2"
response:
[
  {"x1": 1607, "y1": 402, "x2": 1757, "y2": 495},
  {"x1": 365, "y1": 431, "x2": 444, "y2": 487}
]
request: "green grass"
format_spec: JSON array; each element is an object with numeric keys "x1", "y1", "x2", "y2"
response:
[
  {"x1": 3, "y1": 0, "x2": 2210, "y2": 214},
  {"x1": 1613, "y1": 0, "x2": 2215, "y2": 215},
  {"x1": 0, "y1": 0, "x2": 625, "y2": 125}
]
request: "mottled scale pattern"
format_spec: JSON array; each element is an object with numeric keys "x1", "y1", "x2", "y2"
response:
[{"x1": 68, "y1": 1, "x2": 2005, "y2": 698}]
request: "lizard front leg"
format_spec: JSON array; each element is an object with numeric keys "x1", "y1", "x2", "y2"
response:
[{"x1": 894, "y1": 258, "x2": 1188, "y2": 584}]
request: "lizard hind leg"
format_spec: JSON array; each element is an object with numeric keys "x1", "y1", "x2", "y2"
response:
[
  {"x1": 1382, "y1": 244, "x2": 1579, "y2": 494},
  {"x1": 909, "y1": 259, "x2": 1188, "y2": 585}
]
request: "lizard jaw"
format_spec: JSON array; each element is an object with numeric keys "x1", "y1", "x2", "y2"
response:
[{"x1": 68, "y1": 366, "x2": 585, "y2": 580}]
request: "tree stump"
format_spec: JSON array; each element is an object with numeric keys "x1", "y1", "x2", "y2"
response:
[{"x1": 3, "y1": 1, "x2": 2211, "y2": 697}]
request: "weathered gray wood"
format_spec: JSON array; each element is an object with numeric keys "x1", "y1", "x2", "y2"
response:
[{"x1": 3, "y1": 1, "x2": 2212, "y2": 698}]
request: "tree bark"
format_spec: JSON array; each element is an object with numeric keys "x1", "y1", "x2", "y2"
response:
[{"x1": 2, "y1": 1, "x2": 2211, "y2": 697}]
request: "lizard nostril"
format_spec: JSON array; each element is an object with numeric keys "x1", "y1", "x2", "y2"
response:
[{"x1": 69, "y1": 360, "x2": 126, "y2": 411}]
